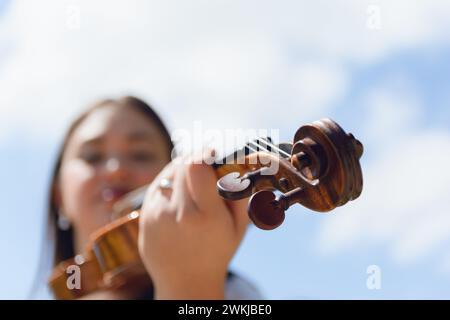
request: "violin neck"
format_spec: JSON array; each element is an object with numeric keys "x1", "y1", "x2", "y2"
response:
[{"x1": 113, "y1": 137, "x2": 288, "y2": 218}]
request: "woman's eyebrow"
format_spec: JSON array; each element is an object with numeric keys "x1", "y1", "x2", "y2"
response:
[
  {"x1": 79, "y1": 131, "x2": 154, "y2": 147},
  {"x1": 81, "y1": 136, "x2": 105, "y2": 146},
  {"x1": 126, "y1": 131, "x2": 154, "y2": 141}
]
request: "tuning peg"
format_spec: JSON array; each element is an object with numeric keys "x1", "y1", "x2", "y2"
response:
[
  {"x1": 217, "y1": 172, "x2": 253, "y2": 200},
  {"x1": 248, "y1": 187, "x2": 307, "y2": 230},
  {"x1": 217, "y1": 167, "x2": 275, "y2": 200},
  {"x1": 247, "y1": 190, "x2": 286, "y2": 230}
]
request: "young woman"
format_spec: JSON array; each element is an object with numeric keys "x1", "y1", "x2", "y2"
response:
[{"x1": 43, "y1": 96, "x2": 262, "y2": 299}]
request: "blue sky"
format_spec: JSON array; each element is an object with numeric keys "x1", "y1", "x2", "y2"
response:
[{"x1": 1, "y1": 0, "x2": 450, "y2": 299}]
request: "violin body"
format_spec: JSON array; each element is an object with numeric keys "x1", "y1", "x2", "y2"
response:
[
  {"x1": 49, "y1": 118, "x2": 364, "y2": 299},
  {"x1": 49, "y1": 211, "x2": 146, "y2": 299}
]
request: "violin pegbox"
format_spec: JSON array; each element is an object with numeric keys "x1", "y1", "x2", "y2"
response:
[{"x1": 217, "y1": 118, "x2": 364, "y2": 230}]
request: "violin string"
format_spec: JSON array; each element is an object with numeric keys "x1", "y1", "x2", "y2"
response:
[
  {"x1": 247, "y1": 140, "x2": 282, "y2": 157},
  {"x1": 245, "y1": 143, "x2": 260, "y2": 154},
  {"x1": 251, "y1": 137, "x2": 291, "y2": 158},
  {"x1": 246, "y1": 140, "x2": 270, "y2": 154},
  {"x1": 247, "y1": 139, "x2": 291, "y2": 160},
  {"x1": 254, "y1": 137, "x2": 291, "y2": 158}
]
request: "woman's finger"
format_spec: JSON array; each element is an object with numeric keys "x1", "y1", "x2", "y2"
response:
[{"x1": 169, "y1": 156, "x2": 198, "y2": 218}]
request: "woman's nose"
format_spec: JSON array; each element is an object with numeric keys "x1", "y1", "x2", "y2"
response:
[
  {"x1": 103, "y1": 157, "x2": 129, "y2": 180},
  {"x1": 106, "y1": 157, "x2": 120, "y2": 172}
]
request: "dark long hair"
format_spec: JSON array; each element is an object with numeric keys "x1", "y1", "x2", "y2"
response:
[{"x1": 48, "y1": 96, "x2": 174, "y2": 265}]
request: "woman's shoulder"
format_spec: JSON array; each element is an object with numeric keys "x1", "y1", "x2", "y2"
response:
[{"x1": 225, "y1": 272, "x2": 264, "y2": 300}]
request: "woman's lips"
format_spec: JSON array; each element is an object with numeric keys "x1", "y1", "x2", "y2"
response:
[{"x1": 101, "y1": 187, "x2": 131, "y2": 204}]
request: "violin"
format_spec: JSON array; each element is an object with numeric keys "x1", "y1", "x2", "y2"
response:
[{"x1": 48, "y1": 118, "x2": 363, "y2": 299}]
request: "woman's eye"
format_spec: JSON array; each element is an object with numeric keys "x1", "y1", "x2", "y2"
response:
[
  {"x1": 81, "y1": 152, "x2": 104, "y2": 164},
  {"x1": 130, "y1": 151, "x2": 155, "y2": 163}
]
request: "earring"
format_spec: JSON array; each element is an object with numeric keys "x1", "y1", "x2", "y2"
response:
[{"x1": 57, "y1": 209, "x2": 71, "y2": 230}]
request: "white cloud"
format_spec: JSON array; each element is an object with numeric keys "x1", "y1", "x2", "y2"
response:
[
  {"x1": 1, "y1": 0, "x2": 450, "y2": 144},
  {"x1": 317, "y1": 85, "x2": 450, "y2": 265},
  {"x1": 362, "y1": 75, "x2": 424, "y2": 148},
  {"x1": 288, "y1": 62, "x2": 348, "y2": 116}
]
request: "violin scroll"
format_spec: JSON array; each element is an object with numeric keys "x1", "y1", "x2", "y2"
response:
[{"x1": 217, "y1": 118, "x2": 364, "y2": 230}]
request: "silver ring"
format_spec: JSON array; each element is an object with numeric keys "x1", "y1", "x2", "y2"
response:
[{"x1": 159, "y1": 177, "x2": 173, "y2": 190}]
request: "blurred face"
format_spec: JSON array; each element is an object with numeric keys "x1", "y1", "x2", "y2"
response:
[{"x1": 55, "y1": 104, "x2": 171, "y2": 247}]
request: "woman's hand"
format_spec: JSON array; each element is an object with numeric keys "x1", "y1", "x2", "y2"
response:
[{"x1": 138, "y1": 152, "x2": 250, "y2": 299}]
